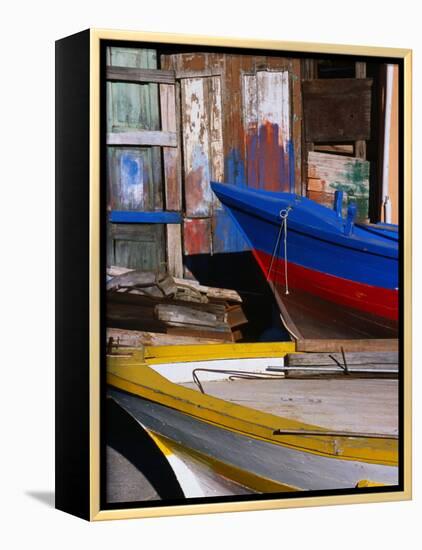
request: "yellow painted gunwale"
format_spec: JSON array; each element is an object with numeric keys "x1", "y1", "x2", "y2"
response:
[
  {"x1": 142, "y1": 342, "x2": 296, "y2": 364},
  {"x1": 107, "y1": 350, "x2": 398, "y2": 466}
]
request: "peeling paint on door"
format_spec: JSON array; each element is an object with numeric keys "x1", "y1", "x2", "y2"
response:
[{"x1": 243, "y1": 71, "x2": 293, "y2": 192}]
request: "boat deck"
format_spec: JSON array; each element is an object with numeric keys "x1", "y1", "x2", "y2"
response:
[{"x1": 182, "y1": 378, "x2": 398, "y2": 435}]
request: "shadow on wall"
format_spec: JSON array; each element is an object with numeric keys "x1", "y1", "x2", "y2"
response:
[{"x1": 184, "y1": 251, "x2": 289, "y2": 342}]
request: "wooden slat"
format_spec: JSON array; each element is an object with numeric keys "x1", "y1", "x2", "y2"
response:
[
  {"x1": 173, "y1": 278, "x2": 242, "y2": 303},
  {"x1": 314, "y1": 144, "x2": 354, "y2": 155},
  {"x1": 181, "y1": 78, "x2": 214, "y2": 217},
  {"x1": 176, "y1": 69, "x2": 222, "y2": 79},
  {"x1": 109, "y1": 211, "x2": 181, "y2": 224},
  {"x1": 107, "y1": 131, "x2": 177, "y2": 147},
  {"x1": 106, "y1": 327, "x2": 222, "y2": 347},
  {"x1": 166, "y1": 224, "x2": 183, "y2": 278},
  {"x1": 296, "y1": 339, "x2": 399, "y2": 353},
  {"x1": 303, "y1": 78, "x2": 372, "y2": 142},
  {"x1": 355, "y1": 62, "x2": 367, "y2": 159},
  {"x1": 159, "y1": 83, "x2": 183, "y2": 278},
  {"x1": 159, "y1": 84, "x2": 181, "y2": 208},
  {"x1": 156, "y1": 304, "x2": 219, "y2": 328},
  {"x1": 207, "y1": 76, "x2": 224, "y2": 184},
  {"x1": 286, "y1": 352, "x2": 398, "y2": 367},
  {"x1": 106, "y1": 66, "x2": 176, "y2": 84},
  {"x1": 167, "y1": 327, "x2": 233, "y2": 342}
]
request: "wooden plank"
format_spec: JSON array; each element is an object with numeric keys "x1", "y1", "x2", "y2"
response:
[
  {"x1": 156, "y1": 304, "x2": 219, "y2": 328},
  {"x1": 106, "y1": 328, "x2": 222, "y2": 346},
  {"x1": 167, "y1": 327, "x2": 233, "y2": 342},
  {"x1": 108, "y1": 290, "x2": 226, "y2": 317},
  {"x1": 286, "y1": 352, "x2": 398, "y2": 367},
  {"x1": 355, "y1": 62, "x2": 367, "y2": 159},
  {"x1": 243, "y1": 73, "x2": 259, "y2": 189},
  {"x1": 307, "y1": 151, "x2": 370, "y2": 219},
  {"x1": 166, "y1": 224, "x2": 183, "y2": 278},
  {"x1": 159, "y1": 83, "x2": 183, "y2": 278},
  {"x1": 296, "y1": 339, "x2": 399, "y2": 353},
  {"x1": 290, "y1": 58, "x2": 303, "y2": 195},
  {"x1": 176, "y1": 69, "x2": 222, "y2": 79},
  {"x1": 181, "y1": 78, "x2": 213, "y2": 217},
  {"x1": 106, "y1": 66, "x2": 175, "y2": 84},
  {"x1": 107, "y1": 130, "x2": 177, "y2": 147},
  {"x1": 314, "y1": 144, "x2": 354, "y2": 155},
  {"x1": 107, "y1": 265, "x2": 241, "y2": 302},
  {"x1": 143, "y1": 341, "x2": 295, "y2": 361},
  {"x1": 159, "y1": 84, "x2": 182, "y2": 209},
  {"x1": 226, "y1": 305, "x2": 248, "y2": 328},
  {"x1": 207, "y1": 76, "x2": 224, "y2": 184},
  {"x1": 109, "y1": 211, "x2": 181, "y2": 223},
  {"x1": 173, "y1": 278, "x2": 242, "y2": 303},
  {"x1": 303, "y1": 78, "x2": 372, "y2": 142}
]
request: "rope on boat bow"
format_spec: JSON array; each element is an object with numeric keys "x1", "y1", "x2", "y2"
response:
[{"x1": 267, "y1": 207, "x2": 292, "y2": 295}]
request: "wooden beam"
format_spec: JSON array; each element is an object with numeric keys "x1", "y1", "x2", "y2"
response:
[
  {"x1": 166, "y1": 224, "x2": 184, "y2": 278},
  {"x1": 109, "y1": 211, "x2": 181, "y2": 224},
  {"x1": 106, "y1": 66, "x2": 176, "y2": 84},
  {"x1": 286, "y1": 351, "x2": 398, "y2": 366},
  {"x1": 176, "y1": 69, "x2": 222, "y2": 79},
  {"x1": 296, "y1": 339, "x2": 399, "y2": 353},
  {"x1": 355, "y1": 62, "x2": 367, "y2": 159},
  {"x1": 159, "y1": 83, "x2": 183, "y2": 278},
  {"x1": 106, "y1": 327, "x2": 222, "y2": 347},
  {"x1": 107, "y1": 131, "x2": 177, "y2": 147}
]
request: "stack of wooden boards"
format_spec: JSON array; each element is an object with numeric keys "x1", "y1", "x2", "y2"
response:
[
  {"x1": 107, "y1": 267, "x2": 248, "y2": 344},
  {"x1": 281, "y1": 351, "x2": 399, "y2": 378}
]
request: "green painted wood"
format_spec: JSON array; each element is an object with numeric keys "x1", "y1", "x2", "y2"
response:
[
  {"x1": 107, "y1": 47, "x2": 160, "y2": 133},
  {"x1": 106, "y1": 47, "x2": 166, "y2": 272},
  {"x1": 107, "y1": 224, "x2": 166, "y2": 272}
]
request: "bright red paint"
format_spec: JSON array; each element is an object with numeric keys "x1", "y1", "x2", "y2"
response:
[
  {"x1": 183, "y1": 218, "x2": 212, "y2": 256},
  {"x1": 253, "y1": 249, "x2": 398, "y2": 321}
]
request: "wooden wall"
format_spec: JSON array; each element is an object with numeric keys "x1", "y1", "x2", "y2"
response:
[{"x1": 161, "y1": 52, "x2": 302, "y2": 264}]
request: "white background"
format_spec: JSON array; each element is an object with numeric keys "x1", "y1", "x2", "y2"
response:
[{"x1": 0, "y1": 0, "x2": 420, "y2": 548}]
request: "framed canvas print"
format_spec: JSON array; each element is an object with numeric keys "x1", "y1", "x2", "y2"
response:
[{"x1": 55, "y1": 29, "x2": 412, "y2": 521}]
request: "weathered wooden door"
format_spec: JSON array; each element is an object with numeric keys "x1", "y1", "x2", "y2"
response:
[
  {"x1": 106, "y1": 47, "x2": 183, "y2": 275},
  {"x1": 242, "y1": 70, "x2": 293, "y2": 192}
]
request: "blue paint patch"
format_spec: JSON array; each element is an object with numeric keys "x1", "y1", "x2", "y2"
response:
[
  {"x1": 225, "y1": 148, "x2": 246, "y2": 187},
  {"x1": 121, "y1": 154, "x2": 141, "y2": 185},
  {"x1": 110, "y1": 211, "x2": 181, "y2": 224},
  {"x1": 212, "y1": 208, "x2": 249, "y2": 253},
  {"x1": 212, "y1": 148, "x2": 249, "y2": 253}
]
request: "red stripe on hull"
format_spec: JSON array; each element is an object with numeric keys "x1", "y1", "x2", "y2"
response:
[{"x1": 252, "y1": 249, "x2": 398, "y2": 321}]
